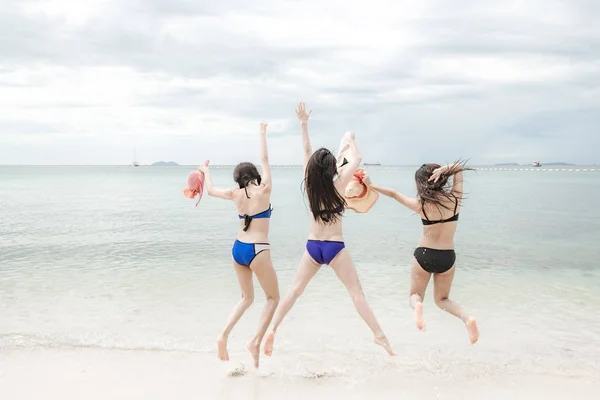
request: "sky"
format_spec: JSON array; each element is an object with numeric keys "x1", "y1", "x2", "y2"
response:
[{"x1": 0, "y1": 0, "x2": 598, "y2": 165}]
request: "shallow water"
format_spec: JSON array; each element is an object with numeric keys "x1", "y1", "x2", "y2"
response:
[{"x1": 1, "y1": 165, "x2": 600, "y2": 389}]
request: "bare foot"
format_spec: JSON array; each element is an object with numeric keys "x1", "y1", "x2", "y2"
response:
[
  {"x1": 217, "y1": 335, "x2": 229, "y2": 361},
  {"x1": 247, "y1": 340, "x2": 260, "y2": 369},
  {"x1": 263, "y1": 331, "x2": 275, "y2": 357},
  {"x1": 415, "y1": 302, "x2": 426, "y2": 331},
  {"x1": 466, "y1": 317, "x2": 479, "y2": 344},
  {"x1": 374, "y1": 336, "x2": 395, "y2": 356}
]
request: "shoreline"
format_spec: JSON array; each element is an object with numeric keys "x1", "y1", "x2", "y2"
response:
[{"x1": 2, "y1": 347, "x2": 598, "y2": 400}]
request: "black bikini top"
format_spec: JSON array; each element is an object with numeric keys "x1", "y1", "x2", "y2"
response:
[{"x1": 421, "y1": 197, "x2": 459, "y2": 226}]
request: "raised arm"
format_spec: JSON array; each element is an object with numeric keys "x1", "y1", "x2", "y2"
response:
[
  {"x1": 370, "y1": 183, "x2": 421, "y2": 213},
  {"x1": 429, "y1": 161, "x2": 465, "y2": 197},
  {"x1": 199, "y1": 165, "x2": 234, "y2": 201},
  {"x1": 451, "y1": 169, "x2": 464, "y2": 197},
  {"x1": 295, "y1": 102, "x2": 312, "y2": 173},
  {"x1": 258, "y1": 121, "x2": 272, "y2": 192}
]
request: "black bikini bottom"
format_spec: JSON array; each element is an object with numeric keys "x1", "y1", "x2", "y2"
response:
[{"x1": 413, "y1": 247, "x2": 456, "y2": 274}]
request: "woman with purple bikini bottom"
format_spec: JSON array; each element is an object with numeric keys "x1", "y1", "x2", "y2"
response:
[{"x1": 263, "y1": 102, "x2": 394, "y2": 357}]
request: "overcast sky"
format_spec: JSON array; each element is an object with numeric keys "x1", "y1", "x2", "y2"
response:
[{"x1": 0, "y1": 0, "x2": 598, "y2": 165}]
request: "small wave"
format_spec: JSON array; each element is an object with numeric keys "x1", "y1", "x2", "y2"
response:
[{"x1": 0, "y1": 332, "x2": 209, "y2": 354}]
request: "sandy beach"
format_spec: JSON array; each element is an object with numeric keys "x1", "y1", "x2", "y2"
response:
[{"x1": 1, "y1": 346, "x2": 598, "y2": 400}]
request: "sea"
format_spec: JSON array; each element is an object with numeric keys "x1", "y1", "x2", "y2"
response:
[{"x1": 1, "y1": 165, "x2": 599, "y2": 399}]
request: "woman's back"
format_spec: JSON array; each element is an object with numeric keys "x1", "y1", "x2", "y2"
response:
[
  {"x1": 308, "y1": 212, "x2": 344, "y2": 241},
  {"x1": 234, "y1": 184, "x2": 271, "y2": 243},
  {"x1": 418, "y1": 191, "x2": 461, "y2": 249}
]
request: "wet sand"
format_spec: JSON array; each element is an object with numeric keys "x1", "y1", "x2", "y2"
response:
[{"x1": 2, "y1": 347, "x2": 598, "y2": 400}]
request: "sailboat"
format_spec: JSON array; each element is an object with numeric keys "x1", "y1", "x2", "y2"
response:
[{"x1": 132, "y1": 148, "x2": 140, "y2": 167}]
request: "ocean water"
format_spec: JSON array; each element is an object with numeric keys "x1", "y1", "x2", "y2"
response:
[{"x1": 1, "y1": 165, "x2": 600, "y2": 395}]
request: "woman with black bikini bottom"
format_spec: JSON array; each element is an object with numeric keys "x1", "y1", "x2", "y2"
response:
[{"x1": 369, "y1": 161, "x2": 480, "y2": 344}]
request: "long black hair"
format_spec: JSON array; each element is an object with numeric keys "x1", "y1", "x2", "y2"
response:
[
  {"x1": 415, "y1": 159, "x2": 474, "y2": 213},
  {"x1": 303, "y1": 148, "x2": 346, "y2": 224},
  {"x1": 233, "y1": 162, "x2": 261, "y2": 188}
]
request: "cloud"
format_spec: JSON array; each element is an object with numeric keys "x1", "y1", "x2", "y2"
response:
[
  {"x1": 0, "y1": 0, "x2": 599, "y2": 165},
  {"x1": 0, "y1": 119, "x2": 70, "y2": 135}
]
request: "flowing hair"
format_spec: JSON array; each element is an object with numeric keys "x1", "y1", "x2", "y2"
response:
[
  {"x1": 415, "y1": 159, "x2": 474, "y2": 214},
  {"x1": 233, "y1": 162, "x2": 262, "y2": 188},
  {"x1": 302, "y1": 148, "x2": 346, "y2": 224}
]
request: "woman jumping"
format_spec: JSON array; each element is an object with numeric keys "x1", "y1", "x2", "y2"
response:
[
  {"x1": 369, "y1": 162, "x2": 480, "y2": 344},
  {"x1": 200, "y1": 122, "x2": 280, "y2": 368},
  {"x1": 263, "y1": 103, "x2": 394, "y2": 357}
]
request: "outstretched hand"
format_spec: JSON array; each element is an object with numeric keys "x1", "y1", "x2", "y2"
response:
[
  {"x1": 296, "y1": 102, "x2": 312, "y2": 123},
  {"x1": 260, "y1": 121, "x2": 268, "y2": 134},
  {"x1": 198, "y1": 165, "x2": 209, "y2": 173},
  {"x1": 362, "y1": 171, "x2": 372, "y2": 186}
]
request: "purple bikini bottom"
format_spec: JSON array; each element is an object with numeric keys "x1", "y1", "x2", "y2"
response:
[{"x1": 306, "y1": 240, "x2": 345, "y2": 265}]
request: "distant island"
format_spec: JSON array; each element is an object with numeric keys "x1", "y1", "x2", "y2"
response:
[{"x1": 151, "y1": 161, "x2": 179, "y2": 166}]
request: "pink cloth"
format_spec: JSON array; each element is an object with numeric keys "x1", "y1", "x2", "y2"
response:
[{"x1": 183, "y1": 160, "x2": 210, "y2": 206}]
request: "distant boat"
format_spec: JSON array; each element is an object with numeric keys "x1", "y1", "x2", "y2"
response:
[
  {"x1": 132, "y1": 148, "x2": 140, "y2": 167},
  {"x1": 364, "y1": 163, "x2": 381, "y2": 166},
  {"x1": 532, "y1": 161, "x2": 541, "y2": 167}
]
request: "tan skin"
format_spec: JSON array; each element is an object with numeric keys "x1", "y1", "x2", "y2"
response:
[
  {"x1": 369, "y1": 166, "x2": 480, "y2": 344},
  {"x1": 263, "y1": 103, "x2": 394, "y2": 357},
  {"x1": 200, "y1": 122, "x2": 280, "y2": 368}
]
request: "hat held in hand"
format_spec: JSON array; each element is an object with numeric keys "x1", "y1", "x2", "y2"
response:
[
  {"x1": 183, "y1": 160, "x2": 210, "y2": 207},
  {"x1": 344, "y1": 168, "x2": 378, "y2": 213}
]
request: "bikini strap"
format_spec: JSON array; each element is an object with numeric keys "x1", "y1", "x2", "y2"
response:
[{"x1": 242, "y1": 215, "x2": 252, "y2": 232}]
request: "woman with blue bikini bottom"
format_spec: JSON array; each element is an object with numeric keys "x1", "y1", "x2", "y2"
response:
[
  {"x1": 200, "y1": 121, "x2": 279, "y2": 369},
  {"x1": 263, "y1": 103, "x2": 394, "y2": 357}
]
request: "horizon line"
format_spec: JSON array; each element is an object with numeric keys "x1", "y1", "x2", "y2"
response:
[{"x1": 0, "y1": 162, "x2": 592, "y2": 167}]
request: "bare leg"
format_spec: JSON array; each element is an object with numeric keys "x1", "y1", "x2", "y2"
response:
[
  {"x1": 246, "y1": 250, "x2": 280, "y2": 368},
  {"x1": 217, "y1": 261, "x2": 254, "y2": 361},
  {"x1": 264, "y1": 250, "x2": 320, "y2": 356},
  {"x1": 433, "y1": 266, "x2": 479, "y2": 344},
  {"x1": 410, "y1": 258, "x2": 432, "y2": 332},
  {"x1": 329, "y1": 248, "x2": 394, "y2": 356}
]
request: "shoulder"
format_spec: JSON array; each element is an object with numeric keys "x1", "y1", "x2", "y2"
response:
[
  {"x1": 260, "y1": 183, "x2": 272, "y2": 193},
  {"x1": 230, "y1": 187, "x2": 243, "y2": 199}
]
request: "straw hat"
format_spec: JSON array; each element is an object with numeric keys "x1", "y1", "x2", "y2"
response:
[{"x1": 344, "y1": 168, "x2": 379, "y2": 213}]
